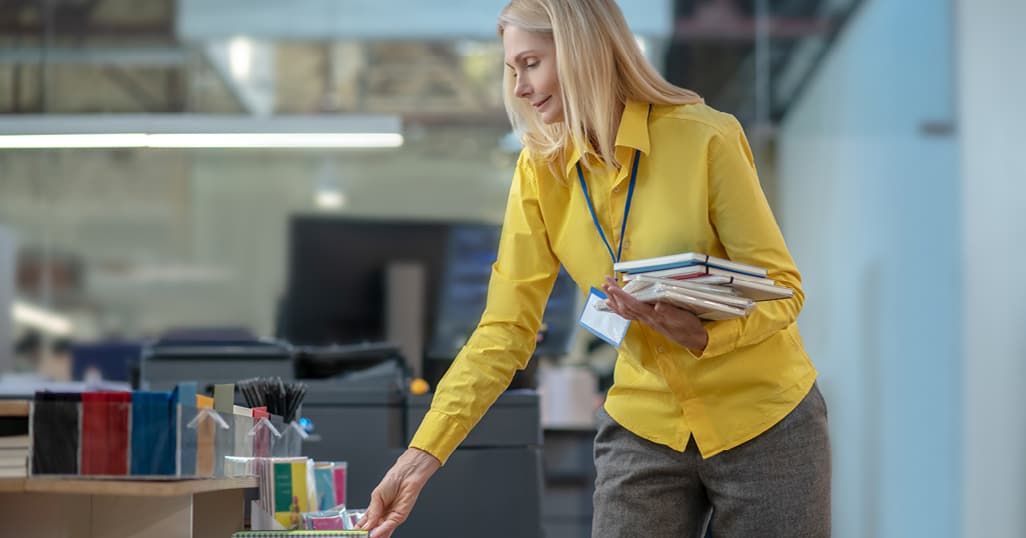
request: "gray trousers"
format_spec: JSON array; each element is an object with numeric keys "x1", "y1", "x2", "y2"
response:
[{"x1": 592, "y1": 384, "x2": 831, "y2": 538}]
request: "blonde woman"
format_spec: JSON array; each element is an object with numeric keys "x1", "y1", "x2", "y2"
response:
[{"x1": 360, "y1": 0, "x2": 830, "y2": 536}]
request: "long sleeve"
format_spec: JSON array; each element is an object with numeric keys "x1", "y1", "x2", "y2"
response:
[
  {"x1": 409, "y1": 151, "x2": 561, "y2": 464},
  {"x1": 696, "y1": 116, "x2": 805, "y2": 360}
]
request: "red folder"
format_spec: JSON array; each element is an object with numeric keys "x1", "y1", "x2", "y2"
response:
[{"x1": 81, "y1": 392, "x2": 130, "y2": 475}]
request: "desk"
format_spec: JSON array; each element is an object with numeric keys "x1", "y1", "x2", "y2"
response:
[{"x1": 0, "y1": 477, "x2": 257, "y2": 538}]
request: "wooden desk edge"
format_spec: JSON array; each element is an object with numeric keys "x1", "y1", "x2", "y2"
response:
[{"x1": 0, "y1": 476, "x2": 258, "y2": 496}]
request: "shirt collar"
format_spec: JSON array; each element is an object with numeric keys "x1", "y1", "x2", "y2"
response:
[{"x1": 564, "y1": 98, "x2": 651, "y2": 179}]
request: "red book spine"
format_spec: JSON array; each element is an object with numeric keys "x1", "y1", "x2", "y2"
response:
[
  {"x1": 80, "y1": 392, "x2": 131, "y2": 475},
  {"x1": 80, "y1": 392, "x2": 108, "y2": 475}
]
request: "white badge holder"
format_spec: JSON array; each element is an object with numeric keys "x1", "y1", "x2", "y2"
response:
[{"x1": 577, "y1": 287, "x2": 631, "y2": 347}]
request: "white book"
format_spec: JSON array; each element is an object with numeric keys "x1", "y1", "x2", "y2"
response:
[
  {"x1": 613, "y1": 252, "x2": 767, "y2": 278},
  {"x1": 689, "y1": 274, "x2": 775, "y2": 286},
  {"x1": 629, "y1": 287, "x2": 752, "y2": 320},
  {"x1": 0, "y1": 435, "x2": 28, "y2": 449},
  {"x1": 622, "y1": 264, "x2": 776, "y2": 285},
  {"x1": 610, "y1": 281, "x2": 752, "y2": 320},
  {"x1": 724, "y1": 277, "x2": 794, "y2": 301},
  {"x1": 0, "y1": 466, "x2": 26, "y2": 478},
  {"x1": 626, "y1": 279, "x2": 755, "y2": 311},
  {"x1": 631, "y1": 274, "x2": 792, "y2": 302},
  {"x1": 628, "y1": 274, "x2": 740, "y2": 297}
]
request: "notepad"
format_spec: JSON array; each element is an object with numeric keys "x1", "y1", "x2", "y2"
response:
[
  {"x1": 613, "y1": 252, "x2": 768, "y2": 278},
  {"x1": 231, "y1": 532, "x2": 368, "y2": 537}
]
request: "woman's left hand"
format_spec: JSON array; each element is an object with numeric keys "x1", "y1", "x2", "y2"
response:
[{"x1": 602, "y1": 276, "x2": 709, "y2": 352}]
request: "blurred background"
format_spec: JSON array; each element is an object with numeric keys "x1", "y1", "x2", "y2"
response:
[{"x1": 0, "y1": 0, "x2": 1021, "y2": 536}]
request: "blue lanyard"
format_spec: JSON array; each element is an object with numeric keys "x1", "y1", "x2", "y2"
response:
[{"x1": 576, "y1": 148, "x2": 640, "y2": 265}]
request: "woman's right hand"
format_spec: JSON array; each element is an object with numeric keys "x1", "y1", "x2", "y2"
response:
[{"x1": 357, "y1": 447, "x2": 441, "y2": 537}]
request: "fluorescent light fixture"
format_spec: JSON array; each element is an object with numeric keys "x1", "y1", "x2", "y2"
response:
[
  {"x1": 314, "y1": 157, "x2": 347, "y2": 209},
  {"x1": 0, "y1": 114, "x2": 404, "y2": 149},
  {"x1": 148, "y1": 133, "x2": 402, "y2": 148},
  {"x1": 0, "y1": 134, "x2": 148, "y2": 149},
  {"x1": 315, "y1": 189, "x2": 346, "y2": 209},
  {"x1": 228, "y1": 36, "x2": 253, "y2": 79},
  {"x1": 12, "y1": 300, "x2": 73, "y2": 337}
]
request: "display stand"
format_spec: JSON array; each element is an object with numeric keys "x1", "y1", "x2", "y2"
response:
[{"x1": 0, "y1": 476, "x2": 257, "y2": 538}]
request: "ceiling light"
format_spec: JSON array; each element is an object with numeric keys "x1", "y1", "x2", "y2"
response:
[
  {"x1": 315, "y1": 190, "x2": 346, "y2": 209},
  {"x1": 228, "y1": 36, "x2": 253, "y2": 79},
  {"x1": 0, "y1": 115, "x2": 404, "y2": 149},
  {"x1": 12, "y1": 300, "x2": 73, "y2": 337}
]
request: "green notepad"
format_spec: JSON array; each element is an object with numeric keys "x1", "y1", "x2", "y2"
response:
[{"x1": 232, "y1": 532, "x2": 368, "y2": 537}]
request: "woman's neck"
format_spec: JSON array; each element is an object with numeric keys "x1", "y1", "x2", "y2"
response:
[
  {"x1": 591, "y1": 101, "x2": 626, "y2": 147},
  {"x1": 587, "y1": 101, "x2": 626, "y2": 168}
]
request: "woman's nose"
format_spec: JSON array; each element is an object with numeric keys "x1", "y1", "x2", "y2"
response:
[{"x1": 514, "y1": 77, "x2": 530, "y2": 99}]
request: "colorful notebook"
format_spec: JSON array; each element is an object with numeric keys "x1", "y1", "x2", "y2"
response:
[
  {"x1": 273, "y1": 460, "x2": 312, "y2": 529},
  {"x1": 232, "y1": 532, "x2": 368, "y2": 537}
]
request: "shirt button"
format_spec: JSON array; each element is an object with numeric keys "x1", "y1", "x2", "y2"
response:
[
  {"x1": 623, "y1": 240, "x2": 631, "y2": 250},
  {"x1": 613, "y1": 187, "x2": 621, "y2": 193},
  {"x1": 657, "y1": 345, "x2": 665, "y2": 353}
]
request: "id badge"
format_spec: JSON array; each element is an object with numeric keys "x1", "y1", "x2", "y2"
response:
[{"x1": 577, "y1": 287, "x2": 631, "y2": 347}]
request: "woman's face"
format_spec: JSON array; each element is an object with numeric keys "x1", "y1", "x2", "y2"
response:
[{"x1": 503, "y1": 25, "x2": 564, "y2": 124}]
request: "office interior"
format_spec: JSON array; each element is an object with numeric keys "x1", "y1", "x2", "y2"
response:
[{"x1": 0, "y1": 0, "x2": 1022, "y2": 537}]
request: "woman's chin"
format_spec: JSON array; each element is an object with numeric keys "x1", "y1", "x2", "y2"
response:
[{"x1": 539, "y1": 111, "x2": 564, "y2": 125}]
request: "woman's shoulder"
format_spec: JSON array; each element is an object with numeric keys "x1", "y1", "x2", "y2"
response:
[{"x1": 650, "y1": 101, "x2": 742, "y2": 138}]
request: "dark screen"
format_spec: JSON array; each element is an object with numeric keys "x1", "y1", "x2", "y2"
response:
[
  {"x1": 282, "y1": 217, "x2": 449, "y2": 347},
  {"x1": 282, "y1": 216, "x2": 577, "y2": 365}
]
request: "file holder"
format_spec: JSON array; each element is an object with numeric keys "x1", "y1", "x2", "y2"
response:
[
  {"x1": 224, "y1": 455, "x2": 259, "y2": 477},
  {"x1": 234, "y1": 409, "x2": 255, "y2": 458},
  {"x1": 30, "y1": 396, "x2": 212, "y2": 478},
  {"x1": 30, "y1": 394, "x2": 80, "y2": 475},
  {"x1": 313, "y1": 461, "x2": 347, "y2": 510},
  {"x1": 248, "y1": 456, "x2": 316, "y2": 530},
  {"x1": 81, "y1": 394, "x2": 131, "y2": 476},
  {"x1": 30, "y1": 390, "x2": 304, "y2": 479},
  {"x1": 248, "y1": 416, "x2": 281, "y2": 458},
  {"x1": 226, "y1": 456, "x2": 350, "y2": 532},
  {"x1": 187, "y1": 406, "x2": 231, "y2": 477},
  {"x1": 275, "y1": 421, "x2": 309, "y2": 457}
]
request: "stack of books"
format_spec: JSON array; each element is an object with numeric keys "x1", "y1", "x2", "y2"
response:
[
  {"x1": 608, "y1": 252, "x2": 794, "y2": 320},
  {"x1": 0, "y1": 401, "x2": 29, "y2": 478}
]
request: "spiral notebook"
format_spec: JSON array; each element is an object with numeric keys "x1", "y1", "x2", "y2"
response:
[{"x1": 232, "y1": 531, "x2": 368, "y2": 537}]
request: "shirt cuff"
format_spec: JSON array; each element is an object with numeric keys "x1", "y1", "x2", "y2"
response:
[
  {"x1": 688, "y1": 318, "x2": 741, "y2": 360},
  {"x1": 409, "y1": 409, "x2": 470, "y2": 466}
]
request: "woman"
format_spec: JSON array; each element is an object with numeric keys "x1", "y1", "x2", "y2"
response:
[{"x1": 359, "y1": 1, "x2": 830, "y2": 536}]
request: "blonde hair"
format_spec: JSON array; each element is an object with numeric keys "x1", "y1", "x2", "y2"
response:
[{"x1": 498, "y1": 0, "x2": 703, "y2": 173}]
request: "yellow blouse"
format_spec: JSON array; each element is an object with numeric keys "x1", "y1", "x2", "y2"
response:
[{"x1": 410, "y1": 99, "x2": 817, "y2": 464}]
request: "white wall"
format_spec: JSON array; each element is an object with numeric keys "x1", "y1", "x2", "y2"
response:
[
  {"x1": 957, "y1": 0, "x2": 1026, "y2": 536},
  {"x1": 777, "y1": 1, "x2": 960, "y2": 536}
]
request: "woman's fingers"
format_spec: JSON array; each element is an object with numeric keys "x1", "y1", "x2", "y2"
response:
[
  {"x1": 603, "y1": 276, "x2": 655, "y2": 323},
  {"x1": 357, "y1": 479, "x2": 393, "y2": 532}
]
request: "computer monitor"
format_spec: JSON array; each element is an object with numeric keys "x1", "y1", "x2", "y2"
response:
[
  {"x1": 281, "y1": 216, "x2": 578, "y2": 374},
  {"x1": 429, "y1": 223, "x2": 577, "y2": 360},
  {"x1": 281, "y1": 216, "x2": 449, "y2": 347}
]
